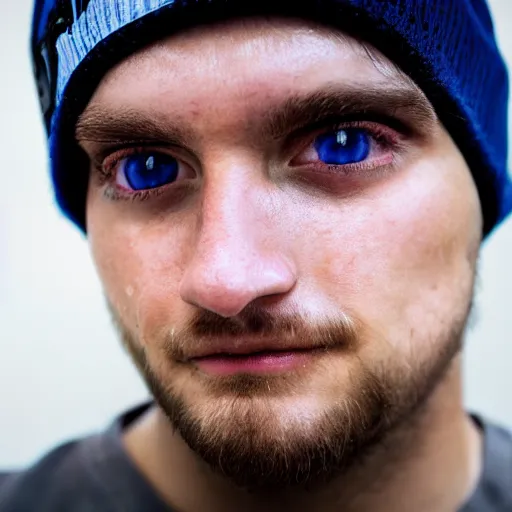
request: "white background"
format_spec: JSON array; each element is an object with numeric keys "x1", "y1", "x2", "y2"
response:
[{"x1": 1, "y1": 0, "x2": 512, "y2": 468}]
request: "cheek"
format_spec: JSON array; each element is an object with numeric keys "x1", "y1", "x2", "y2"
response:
[
  {"x1": 87, "y1": 196, "x2": 191, "y2": 343},
  {"x1": 306, "y1": 151, "x2": 481, "y2": 350}
]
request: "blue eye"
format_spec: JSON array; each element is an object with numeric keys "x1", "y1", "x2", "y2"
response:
[
  {"x1": 122, "y1": 153, "x2": 179, "y2": 190},
  {"x1": 314, "y1": 128, "x2": 370, "y2": 165}
]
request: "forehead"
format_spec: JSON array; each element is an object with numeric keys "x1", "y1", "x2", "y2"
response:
[{"x1": 90, "y1": 17, "x2": 417, "y2": 109}]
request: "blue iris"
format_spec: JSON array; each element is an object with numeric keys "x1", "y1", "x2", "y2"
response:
[
  {"x1": 124, "y1": 153, "x2": 179, "y2": 190},
  {"x1": 314, "y1": 129, "x2": 370, "y2": 165}
]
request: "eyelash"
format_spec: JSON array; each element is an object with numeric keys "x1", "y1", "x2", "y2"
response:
[
  {"x1": 93, "y1": 146, "x2": 175, "y2": 202},
  {"x1": 92, "y1": 120, "x2": 401, "y2": 202},
  {"x1": 290, "y1": 120, "x2": 398, "y2": 174}
]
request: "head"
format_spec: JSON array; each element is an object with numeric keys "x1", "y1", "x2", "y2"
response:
[{"x1": 75, "y1": 18, "x2": 482, "y2": 489}]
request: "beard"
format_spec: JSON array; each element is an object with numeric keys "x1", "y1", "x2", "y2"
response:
[{"x1": 110, "y1": 302, "x2": 469, "y2": 492}]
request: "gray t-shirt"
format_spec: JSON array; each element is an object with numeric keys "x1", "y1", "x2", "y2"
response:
[{"x1": 0, "y1": 404, "x2": 510, "y2": 511}]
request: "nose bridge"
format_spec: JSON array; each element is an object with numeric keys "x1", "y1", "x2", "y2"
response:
[
  {"x1": 190, "y1": 165, "x2": 267, "y2": 291},
  {"x1": 179, "y1": 158, "x2": 296, "y2": 317},
  {"x1": 203, "y1": 167, "x2": 252, "y2": 242}
]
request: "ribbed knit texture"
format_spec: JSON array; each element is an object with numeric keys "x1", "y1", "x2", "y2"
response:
[{"x1": 32, "y1": 0, "x2": 511, "y2": 236}]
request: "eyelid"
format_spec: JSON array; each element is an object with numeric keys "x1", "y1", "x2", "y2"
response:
[
  {"x1": 92, "y1": 144, "x2": 199, "y2": 178},
  {"x1": 282, "y1": 110, "x2": 407, "y2": 147},
  {"x1": 89, "y1": 145, "x2": 198, "y2": 204},
  {"x1": 288, "y1": 120, "x2": 401, "y2": 163},
  {"x1": 102, "y1": 147, "x2": 159, "y2": 175}
]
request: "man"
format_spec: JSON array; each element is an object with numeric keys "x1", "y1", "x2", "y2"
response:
[{"x1": 0, "y1": 0, "x2": 511, "y2": 510}]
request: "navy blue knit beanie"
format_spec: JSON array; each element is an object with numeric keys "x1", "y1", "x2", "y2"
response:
[{"x1": 31, "y1": 0, "x2": 511, "y2": 237}]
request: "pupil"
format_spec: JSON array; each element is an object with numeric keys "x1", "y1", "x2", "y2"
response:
[
  {"x1": 125, "y1": 153, "x2": 178, "y2": 190},
  {"x1": 336, "y1": 131, "x2": 348, "y2": 145},
  {"x1": 314, "y1": 129, "x2": 370, "y2": 165}
]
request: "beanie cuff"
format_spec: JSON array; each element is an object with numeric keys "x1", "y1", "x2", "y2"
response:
[{"x1": 56, "y1": 0, "x2": 174, "y2": 106}]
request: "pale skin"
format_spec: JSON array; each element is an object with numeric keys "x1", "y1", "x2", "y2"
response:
[{"x1": 79, "y1": 18, "x2": 483, "y2": 512}]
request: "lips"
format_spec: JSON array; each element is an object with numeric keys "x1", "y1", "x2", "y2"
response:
[
  {"x1": 190, "y1": 347, "x2": 320, "y2": 376},
  {"x1": 186, "y1": 338, "x2": 320, "y2": 361},
  {"x1": 185, "y1": 335, "x2": 327, "y2": 376}
]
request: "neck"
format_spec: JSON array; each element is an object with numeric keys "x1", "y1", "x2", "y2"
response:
[{"x1": 123, "y1": 357, "x2": 482, "y2": 512}]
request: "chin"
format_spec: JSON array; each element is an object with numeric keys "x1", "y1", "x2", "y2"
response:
[
  {"x1": 143, "y1": 359, "x2": 398, "y2": 490},
  {"x1": 112, "y1": 304, "x2": 468, "y2": 490}
]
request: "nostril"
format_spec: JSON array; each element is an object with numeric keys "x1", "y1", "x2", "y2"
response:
[
  {"x1": 179, "y1": 259, "x2": 297, "y2": 318},
  {"x1": 179, "y1": 269, "x2": 258, "y2": 317}
]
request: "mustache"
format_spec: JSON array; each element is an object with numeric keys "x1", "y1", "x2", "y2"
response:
[{"x1": 161, "y1": 303, "x2": 361, "y2": 361}]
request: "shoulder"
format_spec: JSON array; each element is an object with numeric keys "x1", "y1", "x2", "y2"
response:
[
  {"x1": 480, "y1": 419, "x2": 512, "y2": 488},
  {"x1": 463, "y1": 416, "x2": 512, "y2": 512},
  {"x1": 0, "y1": 435, "x2": 114, "y2": 512}
]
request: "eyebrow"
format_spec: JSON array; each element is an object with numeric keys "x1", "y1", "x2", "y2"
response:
[
  {"x1": 76, "y1": 107, "x2": 193, "y2": 147},
  {"x1": 76, "y1": 84, "x2": 437, "y2": 148},
  {"x1": 263, "y1": 85, "x2": 438, "y2": 144}
]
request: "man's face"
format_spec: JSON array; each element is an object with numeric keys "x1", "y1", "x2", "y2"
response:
[{"x1": 80, "y1": 18, "x2": 482, "y2": 488}]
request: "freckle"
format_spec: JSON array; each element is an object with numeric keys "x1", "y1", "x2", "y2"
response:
[{"x1": 126, "y1": 286, "x2": 134, "y2": 297}]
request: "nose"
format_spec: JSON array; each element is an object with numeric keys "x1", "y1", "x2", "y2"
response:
[{"x1": 179, "y1": 173, "x2": 297, "y2": 318}]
